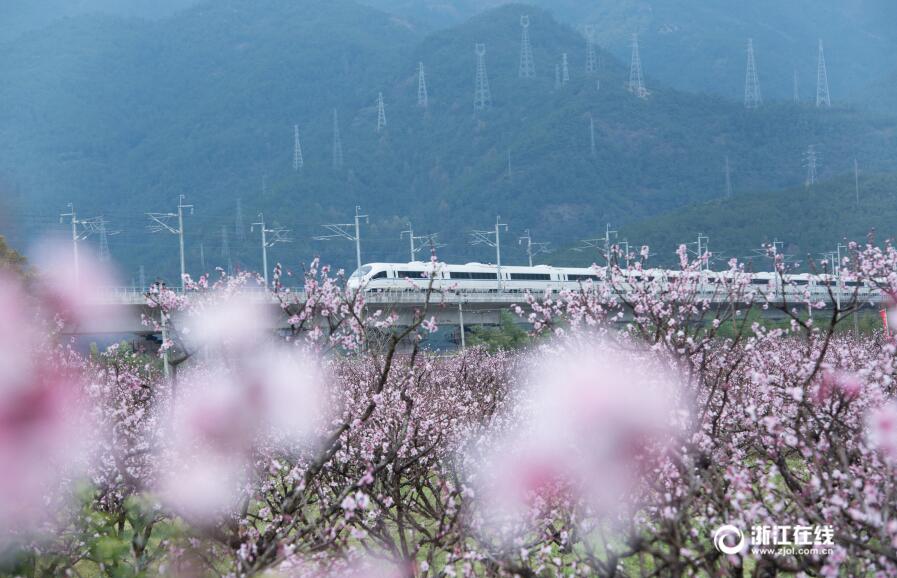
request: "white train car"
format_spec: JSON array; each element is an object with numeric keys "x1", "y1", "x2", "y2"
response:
[
  {"x1": 348, "y1": 263, "x2": 875, "y2": 299},
  {"x1": 348, "y1": 262, "x2": 605, "y2": 293}
]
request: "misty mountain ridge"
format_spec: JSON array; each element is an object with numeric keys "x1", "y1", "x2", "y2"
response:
[{"x1": 1, "y1": 0, "x2": 896, "y2": 278}]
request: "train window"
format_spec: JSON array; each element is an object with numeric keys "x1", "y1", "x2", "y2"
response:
[
  {"x1": 751, "y1": 279, "x2": 769, "y2": 285},
  {"x1": 844, "y1": 281, "x2": 864, "y2": 287},
  {"x1": 449, "y1": 271, "x2": 497, "y2": 280},
  {"x1": 568, "y1": 274, "x2": 599, "y2": 281},
  {"x1": 370, "y1": 271, "x2": 387, "y2": 280},
  {"x1": 397, "y1": 270, "x2": 425, "y2": 278},
  {"x1": 789, "y1": 279, "x2": 809, "y2": 285},
  {"x1": 511, "y1": 273, "x2": 551, "y2": 281},
  {"x1": 351, "y1": 265, "x2": 372, "y2": 279}
]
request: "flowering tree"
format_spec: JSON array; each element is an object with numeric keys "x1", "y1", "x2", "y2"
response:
[{"x1": 3, "y1": 242, "x2": 897, "y2": 577}]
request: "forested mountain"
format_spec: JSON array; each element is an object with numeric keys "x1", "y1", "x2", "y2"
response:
[
  {"x1": 616, "y1": 173, "x2": 897, "y2": 269},
  {"x1": 0, "y1": 0, "x2": 202, "y2": 44},
  {"x1": 361, "y1": 0, "x2": 897, "y2": 102},
  {"x1": 2, "y1": 0, "x2": 897, "y2": 280}
]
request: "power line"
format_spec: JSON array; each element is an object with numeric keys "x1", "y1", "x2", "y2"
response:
[
  {"x1": 146, "y1": 195, "x2": 193, "y2": 289},
  {"x1": 252, "y1": 212, "x2": 293, "y2": 289},
  {"x1": 400, "y1": 222, "x2": 444, "y2": 262},
  {"x1": 469, "y1": 216, "x2": 508, "y2": 291},
  {"x1": 519, "y1": 229, "x2": 550, "y2": 267},
  {"x1": 314, "y1": 205, "x2": 368, "y2": 273}
]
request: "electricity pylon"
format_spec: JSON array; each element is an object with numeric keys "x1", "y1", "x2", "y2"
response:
[
  {"x1": 519, "y1": 16, "x2": 535, "y2": 79},
  {"x1": 628, "y1": 33, "x2": 647, "y2": 98},
  {"x1": 744, "y1": 38, "x2": 762, "y2": 109},
  {"x1": 377, "y1": 92, "x2": 387, "y2": 132},
  {"x1": 816, "y1": 39, "x2": 831, "y2": 108},
  {"x1": 417, "y1": 62, "x2": 429, "y2": 108},
  {"x1": 474, "y1": 43, "x2": 492, "y2": 112}
]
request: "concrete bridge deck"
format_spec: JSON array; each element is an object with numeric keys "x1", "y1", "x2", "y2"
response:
[{"x1": 65, "y1": 284, "x2": 884, "y2": 336}]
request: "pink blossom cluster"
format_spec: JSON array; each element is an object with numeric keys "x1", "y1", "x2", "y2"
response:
[{"x1": 6, "y1": 241, "x2": 897, "y2": 577}]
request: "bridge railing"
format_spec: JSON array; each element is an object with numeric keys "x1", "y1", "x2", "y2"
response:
[{"x1": 87, "y1": 283, "x2": 884, "y2": 307}]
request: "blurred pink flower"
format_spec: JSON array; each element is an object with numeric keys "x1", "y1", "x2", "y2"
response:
[
  {"x1": 31, "y1": 239, "x2": 125, "y2": 331},
  {"x1": 868, "y1": 403, "x2": 897, "y2": 463},
  {"x1": 471, "y1": 337, "x2": 682, "y2": 539},
  {"x1": 0, "y1": 271, "x2": 89, "y2": 538}
]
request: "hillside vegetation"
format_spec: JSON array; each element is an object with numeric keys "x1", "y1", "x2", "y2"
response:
[
  {"x1": 361, "y1": 0, "x2": 897, "y2": 102},
  {"x1": 2, "y1": 1, "x2": 897, "y2": 279},
  {"x1": 617, "y1": 172, "x2": 897, "y2": 269}
]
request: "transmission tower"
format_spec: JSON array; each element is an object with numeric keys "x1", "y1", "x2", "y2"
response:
[
  {"x1": 725, "y1": 156, "x2": 734, "y2": 198},
  {"x1": 251, "y1": 213, "x2": 293, "y2": 289},
  {"x1": 146, "y1": 195, "x2": 193, "y2": 289},
  {"x1": 518, "y1": 15, "x2": 535, "y2": 79},
  {"x1": 816, "y1": 39, "x2": 831, "y2": 108},
  {"x1": 235, "y1": 198, "x2": 245, "y2": 241},
  {"x1": 474, "y1": 43, "x2": 492, "y2": 112},
  {"x1": 314, "y1": 206, "x2": 368, "y2": 273},
  {"x1": 469, "y1": 216, "x2": 508, "y2": 291},
  {"x1": 293, "y1": 124, "x2": 304, "y2": 171},
  {"x1": 377, "y1": 92, "x2": 387, "y2": 132},
  {"x1": 220, "y1": 225, "x2": 233, "y2": 275},
  {"x1": 585, "y1": 25, "x2": 597, "y2": 74},
  {"x1": 793, "y1": 69, "x2": 800, "y2": 103},
  {"x1": 744, "y1": 38, "x2": 762, "y2": 109},
  {"x1": 332, "y1": 108, "x2": 344, "y2": 169},
  {"x1": 561, "y1": 52, "x2": 570, "y2": 85},
  {"x1": 554, "y1": 64, "x2": 561, "y2": 90},
  {"x1": 401, "y1": 222, "x2": 444, "y2": 262},
  {"x1": 804, "y1": 145, "x2": 819, "y2": 188},
  {"x1": 628, "y1": 33, "x2": 647, "y2": 98},
  {"x1": 199, "y1": 242, "x2": 206, "y2": 272},
  {"x1": 854, "y1": 158, "x2": 860, "y2": 206},
  {"x1": 138, "y1": 265, "x2": 146, "y2": 290},
  {"x1": 417, "y1": 62, "x2": 429, "y2": 108},
  {"x1": 519, "y1": 230, "x2": 550, "y2": 267},
  {"x1": 589, "y1": 114, "x2": 597, "y2": 157}
]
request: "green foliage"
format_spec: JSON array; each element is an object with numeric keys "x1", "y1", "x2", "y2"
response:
[
  {"x1": 0, "y1": 235, "x2": 28, "y2": 278},
  {"x1": 466, "y1": 310, "x2": 530, "y2": 351},
  {"x1": 620, "y1": 172, "x2": 897, "y2": 269}
]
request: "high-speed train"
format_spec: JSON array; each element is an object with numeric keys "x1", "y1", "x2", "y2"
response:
[
  {"x1": 347, "y1": 262, "x2": 876, "y2": 298},
  {"x1": 348, "y1": 262, "x2": 603, "y2": 293}
]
